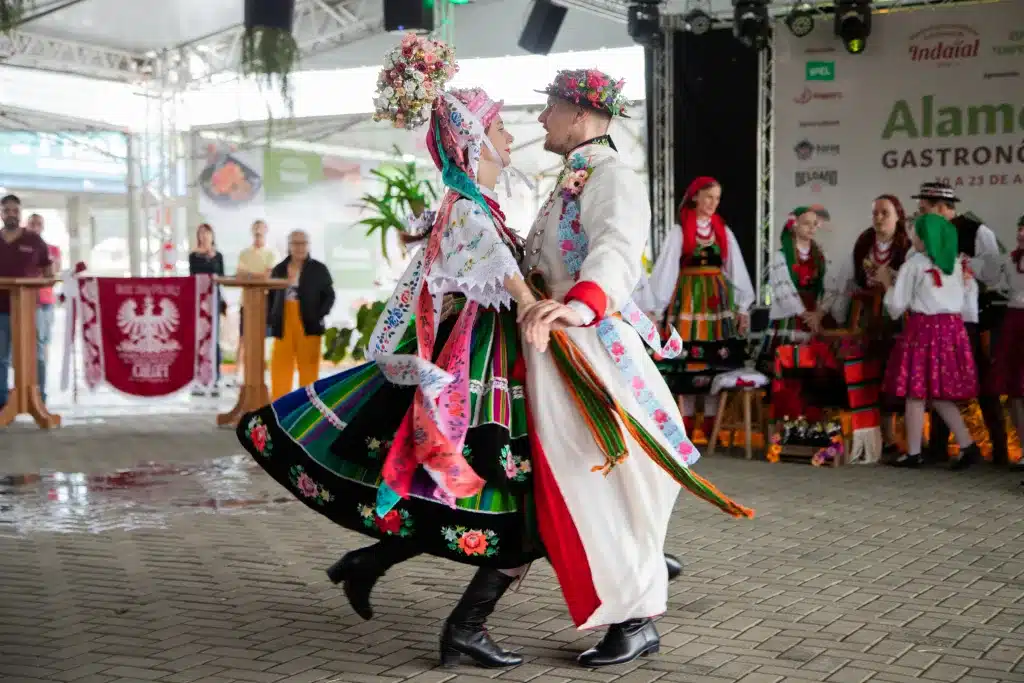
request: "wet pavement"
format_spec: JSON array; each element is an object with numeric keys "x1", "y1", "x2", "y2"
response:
[{"x1": 1, "y1": 410, "x2": 1023, "y2": 683}]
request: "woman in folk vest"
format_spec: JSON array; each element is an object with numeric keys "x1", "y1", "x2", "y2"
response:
[
  {"x1": 756, "y1": 206, "x2": 831, "y2": 420},
  {"x1": 830, "y1": 195, "x2": 913, "y2": 462},
  {"x1": 637, "y1": 177, "x2": 755, "y2": 438}
]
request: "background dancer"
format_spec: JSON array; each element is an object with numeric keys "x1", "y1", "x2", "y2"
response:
[
  {"x1": 876, "y1": 214, "x2": 980, "y2": 469},
  {"x1": 830, "y1": 195, "x2": 913, "y2": 462},
  {"x1": 637, "y1": 177, "x2": 755, "y2": 440},
  {"x1": 914, "y1": 182, "x2": 1006, "y2": 467}
]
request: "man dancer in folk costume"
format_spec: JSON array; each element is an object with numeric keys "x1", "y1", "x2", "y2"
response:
[
  {"x1": 913, "y1": 181, "x2": 1007, "y2": 468},
  {"x1": 518, "y1": 69, "x2": 754, "y2": 667}
]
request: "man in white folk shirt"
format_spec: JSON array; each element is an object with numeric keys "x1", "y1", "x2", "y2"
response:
[
  {"x1": 517, "y1": 70, "x2": 753, "y2": 667},
  {"x1": 913, "y1": 181, "x2": 1008, "y2": 468}
]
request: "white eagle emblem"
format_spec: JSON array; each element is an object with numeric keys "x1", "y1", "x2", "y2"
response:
[{"x1": 116, "y1": 295, "x2": 182, "y2": 354}]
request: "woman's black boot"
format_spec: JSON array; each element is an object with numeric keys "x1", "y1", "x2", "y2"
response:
[
  {"x1": 326, "y1": 539, "x2": 420, "y2": 620},
  {"x1": 439, "y1": 568, "x2": 523, "y2": 668},
  {"x1": 578, "y1": 619, "x2": 660, "y2": 667}
]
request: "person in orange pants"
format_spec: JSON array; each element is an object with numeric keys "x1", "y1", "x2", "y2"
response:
[{"x1": 267, "y1": 230, "x2": 335, "y2": 400}]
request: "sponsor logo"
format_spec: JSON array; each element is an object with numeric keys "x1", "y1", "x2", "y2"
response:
[
  {"x1": 805, "y1": 61, "x2": 835, "y2": 80},
  {"x1": 795, "y1": 168, "x2": 838, "y2": 192},
  {"x1": 794, "y1": 140, "x2": 841, "y2": 161},
  {"x1": 804, "y1": 46, "x2": 836, "y2": 54},
  {"x1": 992, "y1": 29, "x2": 1024, "y2": 57},
  {"x1": 983, "y1": 71, "x2": 1020, "y2": 79},
  {"x1": 908, "y1": 24, "x2": 981, "y2": 63},
  {"x1": 799, "y1": 120, "x2": 840, "y2": 128},
  {"x1": 793, "y1": 87, "x2": 843, "y2": 104}
]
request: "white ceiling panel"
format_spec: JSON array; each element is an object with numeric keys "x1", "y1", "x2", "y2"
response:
[{"x1": 22, "y1": 0, "x2": 243, "y2": 52}]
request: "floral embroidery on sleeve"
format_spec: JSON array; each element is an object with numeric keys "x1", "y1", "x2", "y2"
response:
[
  {"x1": 359, "y1": 504, "x2": 414, "y2": 536},
  {"x1": 289, "y1": 466, "x2": 333, "y2": 505},
  {"x1": 442, "y1": 525, "x2": 499, "y2": 557},
  {"x1": 245, "y1": 415, "x2": 273, "y2": 457}
]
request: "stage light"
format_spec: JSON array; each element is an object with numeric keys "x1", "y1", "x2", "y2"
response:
[
  {"x1": 682, "y1": 0, "x2": 713, "y2": 35},
  {"x1": 628, "y1": 0, "x2": 662, "y2": 47},
  {"x1": 732, "y1": 0, "x2": 770, "y2": 50},
  {"x1": 835, "y1": 0, "x2": 871, "y2": 54},
  {"x1": 785, "y1": 2, "x2": 815, "y2": 37}
]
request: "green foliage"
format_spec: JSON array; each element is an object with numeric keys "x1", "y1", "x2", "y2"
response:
[
  {"x1": 323, "y1": 300, "x2": 388, "y2": 364},
  {"x1": 357, "y1": 146, "x2": 438, "y2": 261},
  {"x1": 0, "y1": 1, "x2": 32, "y2": 34},
  {"x1": 240, "y1": 26, "x2": 299, "y2": 115}
]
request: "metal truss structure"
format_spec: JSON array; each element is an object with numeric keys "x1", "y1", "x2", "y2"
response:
[
  {"x1": 0, "y1": 0, "x2": 381, "y2": 86},
  {"x1": 0, "y1": 30, "x2": 148, "y2": 82},
  {"x1": 648, "y1": 32, "x2": 675, "y2": 261},
  {"x1": 755, "y1": 46, "x2": 774, "y2": 305},
  {"x1": 177, "y1": 0, "x2": 382, "y2": 88}
]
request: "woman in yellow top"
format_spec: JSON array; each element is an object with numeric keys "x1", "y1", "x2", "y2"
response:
[{"x1": 234, "y1": 220, "x2": 276, "y2": 385}]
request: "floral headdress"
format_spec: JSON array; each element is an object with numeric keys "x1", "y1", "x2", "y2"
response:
[
  {"x1": 536, "y1": 68, "x2": 629, "y2": 118},
  {"x1": 373, "y1": 33, "x2": 458, "y2": 130}
]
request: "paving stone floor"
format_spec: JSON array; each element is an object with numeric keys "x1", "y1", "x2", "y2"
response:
[{"x1": 1, "y1": 412, "x2": 1023, "y2": 683}]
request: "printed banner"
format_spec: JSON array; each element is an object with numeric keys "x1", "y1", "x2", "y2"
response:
[
  {"x1": 773, "y1": 3, "x2": 1024, "y2": 258},
  {"x1": 77, "y1": 276, "x2": 216, "y2": 397}
]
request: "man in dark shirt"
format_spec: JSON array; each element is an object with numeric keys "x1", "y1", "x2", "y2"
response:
[{"x1": 0, "y1": 194, "x2": 54, "y2": 410}]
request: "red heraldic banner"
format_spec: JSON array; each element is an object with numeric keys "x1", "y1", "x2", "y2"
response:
[{"x1": 78, "y1": 275, "x2": 217, "y2": 397}]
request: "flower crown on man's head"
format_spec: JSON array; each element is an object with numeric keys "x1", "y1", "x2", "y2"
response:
[
  {"x1": 536, "y1": 69, "x2": 629, "y2": 118},
  {"x1": 373, "y1": 33, "x2": 458, "y2": 130}
]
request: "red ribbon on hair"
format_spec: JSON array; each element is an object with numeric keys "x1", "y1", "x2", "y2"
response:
[{"x1": 680, "y1": 176, "x2": 728, "y2": 261}]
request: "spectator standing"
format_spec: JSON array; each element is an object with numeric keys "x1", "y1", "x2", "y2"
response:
[
  {"x1": 189, "y1": 223, "x2": 225, "y2": 396},
  {"x1": 0, "y1": 195, "x2": 54, "y2": 410},
  {"x1": 233, "y1": 219, "x2": 275, "y2": 387}
]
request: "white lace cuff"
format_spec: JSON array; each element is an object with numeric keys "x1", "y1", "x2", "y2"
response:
[{"x1": 426, "y1": 268, "x2": 517, "y2": 310}]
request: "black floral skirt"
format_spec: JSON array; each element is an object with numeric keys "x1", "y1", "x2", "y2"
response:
[{"x1": 236, "y1": 307, "x2": 544, "y2": 569}]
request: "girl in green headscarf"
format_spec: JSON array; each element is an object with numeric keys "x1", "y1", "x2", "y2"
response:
[
  {"x1": 756, "y1": 206, "x2": 831, "y2": 418},
  {"x1": 875, "y1": 213, "x2": 981, "y2": 469}
]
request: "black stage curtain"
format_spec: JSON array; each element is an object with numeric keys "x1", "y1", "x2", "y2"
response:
[{"x1": 670, "y1": 28, "x2": 760, "y2": 281}]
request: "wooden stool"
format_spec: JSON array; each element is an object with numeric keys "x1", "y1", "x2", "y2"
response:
[{"x1": 707, "y1": 388, "x2": 770, "y2": 460}]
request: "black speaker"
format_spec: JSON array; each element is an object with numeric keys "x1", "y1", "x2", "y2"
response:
[
  {"x1": 383, "y1": 0, "x2": 433, "y2": 33},
  {"x1": 518, "y1": 0, "x2": 567, "y2": 55}
]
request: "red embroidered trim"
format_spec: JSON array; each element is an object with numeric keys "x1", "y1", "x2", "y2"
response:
[{"x1": 564, "y1": 281, "x2": 607, "y2": 324}]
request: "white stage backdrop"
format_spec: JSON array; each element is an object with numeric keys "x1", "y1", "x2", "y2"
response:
[{"x1": 773, "y1": 2, "x2": 1024, "y2": 259}]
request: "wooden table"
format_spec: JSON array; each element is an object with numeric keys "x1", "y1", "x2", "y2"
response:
[
  {"x1": 0, "y1": 276, "x2": 61, "y2": 429},
  {"x1": 215, "y1": 276, "x2": 287, "y2": 428}
]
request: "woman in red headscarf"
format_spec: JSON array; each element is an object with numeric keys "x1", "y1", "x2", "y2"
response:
[
  {"x1": 635, "y1": 177, "x2": 754, "y2": 437},
  {"x1": 830, "y1": 194, "x2": 913, "y2": 462}
]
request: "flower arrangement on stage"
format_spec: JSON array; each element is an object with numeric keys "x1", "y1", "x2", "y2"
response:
[
  {"x1": 811, "y1": 433, "x2": 845, "y2": 467},
  {"x1": 373, "y1": 33, "x2": 458, "y2": 130},
  {"x1": 766, "y1": 417, "x2": 844, "y2": 465}
]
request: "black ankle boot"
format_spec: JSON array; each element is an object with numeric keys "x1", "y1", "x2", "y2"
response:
[
  {"x1": 326, "y1": 540, "x2": 420, "y2": 620},
  {"x1": 665, "y1": 553, "x2": 682, "y2": 581},
  {"x1": 439, "y1": 568, "x2": 523, "y2": 669},
  {"x1": 578, "y1": 618, "x2": 660, "y2": 667}
]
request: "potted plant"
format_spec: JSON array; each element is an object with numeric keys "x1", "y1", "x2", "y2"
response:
[
  {"x1": 241, "y1": 0, "x2": 299, "y2": 108},
  {"x1": 1, "y1": 0, "x2": 31, "y2": 34},
  {"x1": 356, "y1": 146, "x2": 438, "y2": 261},
  {"x1": 323, "y1": 300, "x2": 388, "y2": 365}
]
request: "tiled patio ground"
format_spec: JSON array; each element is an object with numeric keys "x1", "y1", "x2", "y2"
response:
[{"x1": 1, "y1": 411, "x2": 1022, "y2": 683}]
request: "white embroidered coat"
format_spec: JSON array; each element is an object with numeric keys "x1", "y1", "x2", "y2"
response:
[{"x1": 520, "y1": 141, "x2": 689, "y2": 629}]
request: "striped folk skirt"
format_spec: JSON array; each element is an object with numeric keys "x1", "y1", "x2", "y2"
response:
[
  {"x1": 657, "y1": 266, "x2": 746, "y2": 394},
  {"x1": 236, "y1": 304, "x2": 544, "y2": 569}
]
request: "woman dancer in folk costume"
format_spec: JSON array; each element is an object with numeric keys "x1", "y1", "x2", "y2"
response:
[
  {"x1": 874, "y1": 213, "x2": 982, "y2": 469},
  {"x1": 518, "y1": 70, "x2": 754, "y2": 667},
  {"x1": 756, "y1": 207, "x2": 832, "y2": 420},
  {"x1": 830, "y1": 195, "x2": 913, "y2": 463},
  {"x1": 984, "y1": 215, "x2": 1024, "y2": 473},
  {"x1": 236, "y1": 36, "x2": 543, "y2": 669},
  {"x1": 635, "y1": 177, "x2": 755, "y2": 439}
]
